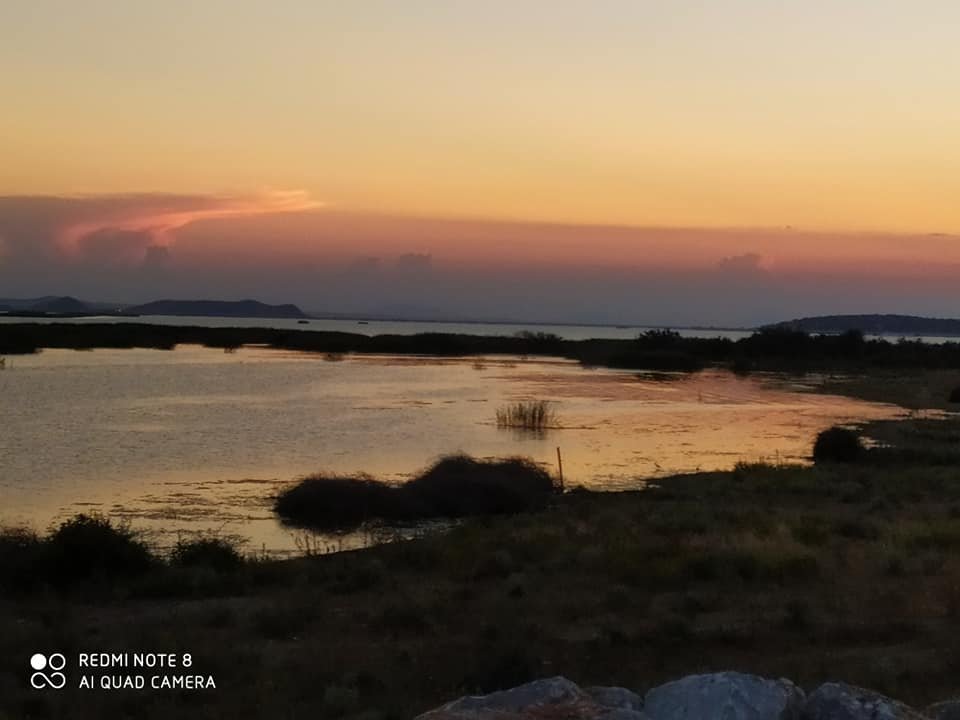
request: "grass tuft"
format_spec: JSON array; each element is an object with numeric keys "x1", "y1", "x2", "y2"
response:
[{"x1": 495, "y1": 400, "x2": 557, "y2": 431}]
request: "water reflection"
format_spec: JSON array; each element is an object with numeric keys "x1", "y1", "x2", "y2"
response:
[{"x1": 0, "y1": 346, "x2": 905, "y2": 552}]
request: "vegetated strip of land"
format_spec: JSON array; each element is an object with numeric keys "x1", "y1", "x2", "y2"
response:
[
  {"x1": 4, "y1": 322, "x2": 960, "y2": 373},
  {"x1": 274, "y1": 455, "x2": 559, "y2": 532},
  {"x1": 4, "y1": 408, "x2": 960, "y2": 718}
]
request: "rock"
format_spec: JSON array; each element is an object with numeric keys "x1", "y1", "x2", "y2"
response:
[
  {"x1": 926, "y1": 700, "x2": 960, "y2": 720},
  {"x1": 586, "y1": 686, "x2": 645, "y2": 711},
  {"x1": 801, "y1": 683, "x2": 928, "y2": 720},
  {"x1": 415, "y1": 676, "x2": 648, "y2": 719},
  {"x1": 645, "y1": 672, "x2": 804, "y2": 720}
]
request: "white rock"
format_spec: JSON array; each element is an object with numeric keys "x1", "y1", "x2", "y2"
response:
[
  {"x1": 645, "y1": 672, "x2": 805, "y2": 720},
  {"x1": 415, "y1": 676, "x2": 582, "y2": 718},
  {"x1": 416, "y1": 676, "x2": 648, "y2": 719},
  {"x1": 801, "y1": 683, "x2": 928, "y2": 720}
]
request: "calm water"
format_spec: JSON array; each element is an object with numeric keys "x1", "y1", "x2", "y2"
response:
[{"x1": 0, "y1": 345, "x2": 905, "y2": 553}]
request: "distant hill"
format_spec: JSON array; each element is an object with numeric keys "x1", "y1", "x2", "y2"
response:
[
  {"x1": 0, "y1": 296, "x2": 91, "y2": 314},
  {"x1": 126, "y1": 299, "x2": 307, "y2": 319},
  {"x1": 28, "y1": 296, "x2": 90, "y2": 313},
  {"x1": 0, "y1": 296, "x2": 60, "y2": 310},
  {"x1": 768, "y1": 314, "x2": 960, "y2": 336}
]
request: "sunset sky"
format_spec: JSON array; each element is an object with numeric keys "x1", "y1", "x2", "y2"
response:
[{"x1": 1, "y1": 2, "x2": 959, "y2": 325}]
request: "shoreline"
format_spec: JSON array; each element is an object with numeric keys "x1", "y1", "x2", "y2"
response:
[{"x1": 3, "y1": 321, "x2": 960, "y2": 375}]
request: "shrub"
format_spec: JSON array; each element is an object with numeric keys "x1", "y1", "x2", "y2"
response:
[
  {"x1": 170, "y1": 537, "x2": 243, "y2": 572},
  {"x1": 514, "y1": 331, "x2": 564, "y2": 353},
  {"x1": 405, "y1": 455, "x2": 558, "y2": 517},
  {"x1": 275, "y1": 474, "x2": 400, "y2": 530},
  {"x1": 949, "y1": 386, "x2": 960, "y2": 403},
  {"x1": 605, "y1": 350, "x2": 703, "y2": 372},
  {"x1": 45, "y1": 514, "x2": 154, "y2": 584},
  {"x1": 813, "y1": 426, "x2": 864, "y2": 463},
  {"x1": 495, "y1": 401, "x2": 557, "y2": 431},
  {"x1": 0, "y1": 527, "x2": 44, "y2": 591},
  {"x1": 275, "y1": 455, "x2": 559, "y2": 531}
]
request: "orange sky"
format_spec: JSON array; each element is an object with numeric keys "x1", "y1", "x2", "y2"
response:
[
  {"x1": 2, "y1": 4, "x2": 960, "y2": 234},
  {"x1": 1, "y1": 2, "x2": 960, "y2": 321}
]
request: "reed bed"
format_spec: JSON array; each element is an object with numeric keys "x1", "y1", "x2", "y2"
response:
[{"x1": 495, "y1": 400, "x2": 557, "y2": 431}]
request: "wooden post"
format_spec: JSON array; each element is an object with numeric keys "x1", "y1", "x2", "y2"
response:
[{"x1": 556, "y1": 446, "x2": 564, "y2": 491}]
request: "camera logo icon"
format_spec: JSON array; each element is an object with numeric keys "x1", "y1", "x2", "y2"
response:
[{"x1": 30, "y1": 653, "x2": 67, "y2": 690}]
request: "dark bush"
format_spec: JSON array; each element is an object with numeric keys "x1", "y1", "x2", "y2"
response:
[
  {"x1": 170, "y1": 537, "x2": 243, "y2": 572},
  {"x1": 405, "y1": 455, "x2": 557, "y2": 517},
  {"x1": 514, "y1": 331, "x2": 564, "y2": 354},
  {"x1": 45, "y1": 514, "x2": 154, "y2": 584},
  {"x1": 949, "y1": 386, "x2": 960, "y2": 403},
  {"x1": 813, "y1": 426, "x2": 864, "y2": 463},
  {"x1": 0, "y1": 527, "x2": 44, "y2": 591},
  {"x1": 605, "y1": 350, "x2": 703, "y2": 372},
  {"x1": 275, "y1": 475, "x2": 398, "y2": 530},
  {"x1": 275, "y1": 455, "x2": 559, "y2": 531}
]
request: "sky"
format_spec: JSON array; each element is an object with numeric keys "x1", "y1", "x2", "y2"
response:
[{"x1": 1, "y1": 1, "x2": 959, "y2": 326}]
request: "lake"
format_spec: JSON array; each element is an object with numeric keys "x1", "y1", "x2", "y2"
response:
[{"x1": 0, "y1": 345, "x2": 905, "y2": 554}]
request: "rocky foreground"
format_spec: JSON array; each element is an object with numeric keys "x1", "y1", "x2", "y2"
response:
[{"x1": 417, "y1": 672, "x2": 959, "y2": 720}]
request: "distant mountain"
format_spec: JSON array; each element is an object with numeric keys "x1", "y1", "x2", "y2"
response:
[
  {"x1": 28, "y1": 296, "x2": 90, "y2": 313},
  {"x1": 768, "y1": 314, "x2": 960, "y2": 336},
  {"x1": 0, "y1": 296, "x2": 91, "y2": 314},
  {"x1": 126, "y1": 299, "x2": 307, "y2": 319}
]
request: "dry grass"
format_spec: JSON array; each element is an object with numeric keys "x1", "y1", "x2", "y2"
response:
[{"x1": 817, "y1": 369, "x2": 960, "y2": 410}]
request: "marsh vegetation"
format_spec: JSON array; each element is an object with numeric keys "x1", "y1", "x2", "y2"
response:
[
  {"x1": 274, "y1": 454, "x2": 560, "y2": 531},
  {"x1": 495, "y1": 400, "x2": 558, "y2": 431}
]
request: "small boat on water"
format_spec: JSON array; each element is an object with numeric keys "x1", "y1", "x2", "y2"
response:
[
  {"x1": 297, "y1": 320, "x2": 309, "y2": 324},
  {"x1": 357, "y1": 321, "x2": 369, "y2": 325}
]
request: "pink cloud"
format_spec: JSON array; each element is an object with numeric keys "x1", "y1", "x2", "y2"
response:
[{"x1": 55, "y1": 190, "x2": 322, "y2": 256}]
